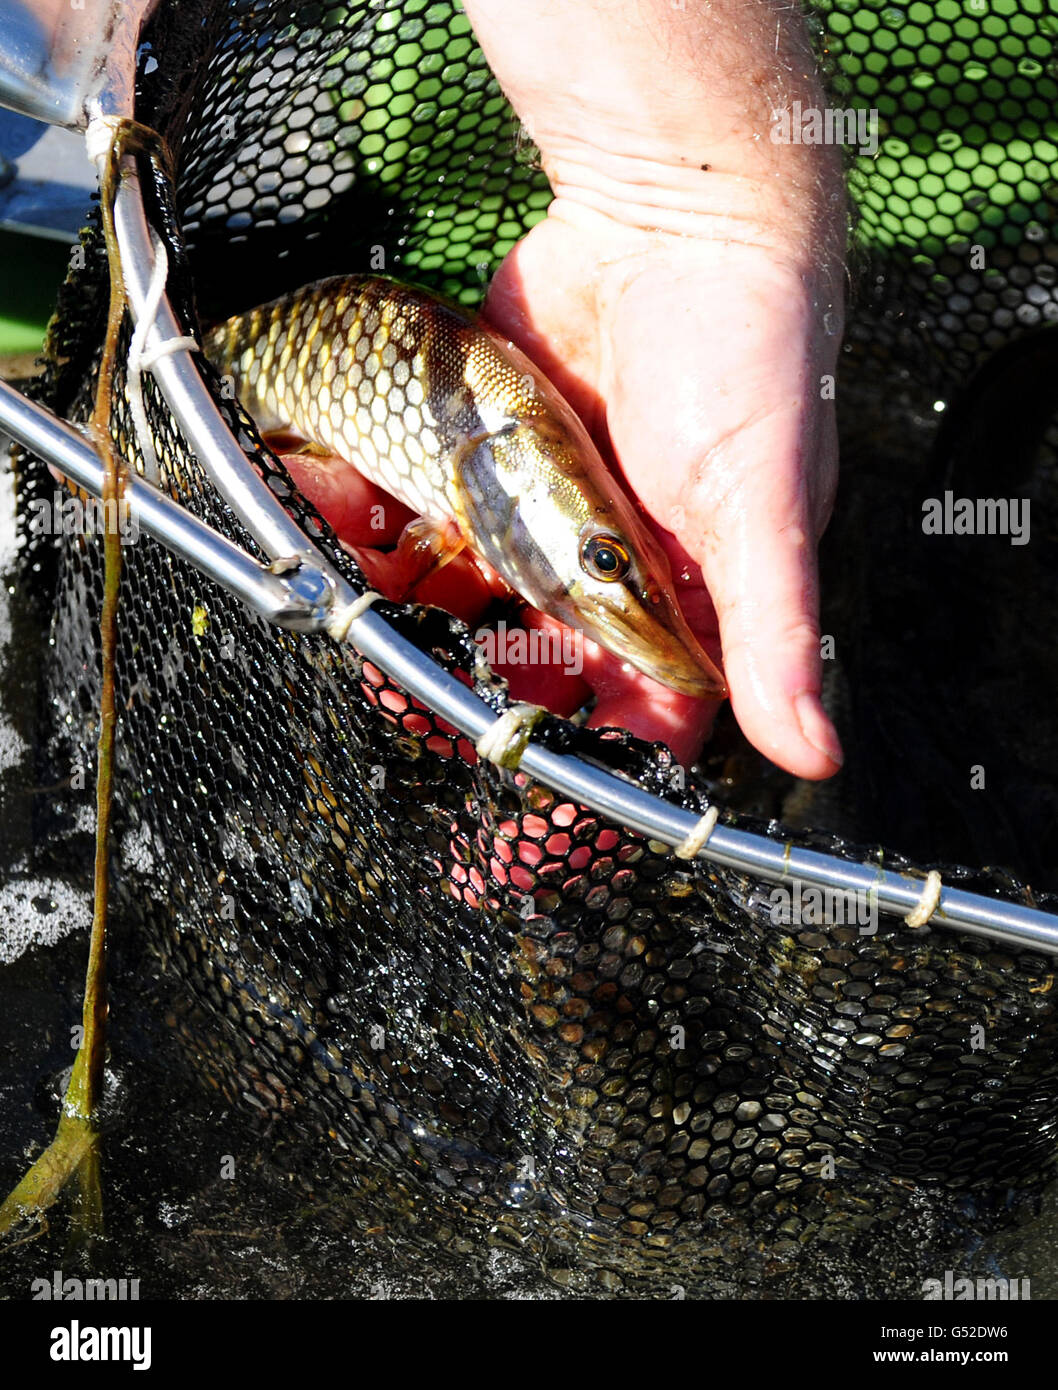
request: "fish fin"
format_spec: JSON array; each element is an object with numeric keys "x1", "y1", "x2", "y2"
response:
[
  {"x1": 261, "y1": 429, "x2": 327, "y2": 456},
  {"x1": 388, "y1": 517, "x2": 467, "y2": 601}
]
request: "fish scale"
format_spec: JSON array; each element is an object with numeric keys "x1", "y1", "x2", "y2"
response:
[
  {"x1": 204, "y1": 273, "x2": 726, "y2": 698},
  {"x1": 206, "y1": 276, "x2": 528, "y2": 525}
]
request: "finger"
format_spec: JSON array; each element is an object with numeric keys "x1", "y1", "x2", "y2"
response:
[
  {"x1": 486, "y1": 609, "x2": 591, "y2": 716},
  {"x1": 348, "y1": 543, "x2": 497, "y2": 626},
  {"x1": 585, "y1": 656, "x2": 721, "y2": 766},
  {"x1": 588, "y1": 684, "x2": 720, "y2": 768},
  {"x1": 469, "y1": 606, "x2": 721, "y2": 763},
  {"x1": 692, "y1": 415, "x2": 842, "y2": 781}
]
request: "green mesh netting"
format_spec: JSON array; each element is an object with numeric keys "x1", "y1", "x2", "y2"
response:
[{"x1": 8, "y1": 0, "x2": 1058, "y2": 1296}]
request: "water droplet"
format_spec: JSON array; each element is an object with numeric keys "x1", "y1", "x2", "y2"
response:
[
  {"x1": 822, "y1": 310, "x2": 840, "y2": 336},
  {"x1": 289, "y1": 877, "x2": 312, "y2": 916}
]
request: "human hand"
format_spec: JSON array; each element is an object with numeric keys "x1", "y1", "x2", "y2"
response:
[
  {"x1": 478, "y1": 206, "x2": 842, "y2": 778},
  {"x1": 285, "y1": 0, "x2": 846, "y2": 779},
  {"x1": 461, "y1": 0, "x2": 847, "y2": 780},
  {"x1": 285, "y1": 200, "x2": 844, "y2": 778}
]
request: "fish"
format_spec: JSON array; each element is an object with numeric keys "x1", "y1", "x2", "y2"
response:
[{"x1": 203, "y1": 275, "x2": 726, "y2": 699}]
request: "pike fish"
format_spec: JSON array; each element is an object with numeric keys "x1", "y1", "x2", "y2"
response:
[{"x1": 204, "y1": 275, "x2": 725, "y2": 698}]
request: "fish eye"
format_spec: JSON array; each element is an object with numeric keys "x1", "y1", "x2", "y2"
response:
[{"x1": 581, "y1": 533, "x2": 631, "y2": 582}]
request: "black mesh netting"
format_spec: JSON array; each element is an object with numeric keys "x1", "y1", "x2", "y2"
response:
[{"x1": 11, "y1": 0, "x2": 1058, "y2": 1295}]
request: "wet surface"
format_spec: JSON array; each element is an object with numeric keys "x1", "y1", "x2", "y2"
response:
[
  {"x1": 1, "y1": 0, "x2": 1056, "y2": 1294},
  {"x1": 2, "y1": 912, "x2": 1055, "y2": 1300},
  {"x1": 0, "y1": 453, "x2": 559, "y2": 1297},
  {"x1": 0, "y1": 921, "x2": 562, "y2": 1300},
  {"x1": 2, "y1": 440, "x2": 1058, "y2": 1300}
]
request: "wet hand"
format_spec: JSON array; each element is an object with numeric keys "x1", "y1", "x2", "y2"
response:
[
  {"x1": 460, "y1": 0, "x2": 847, "y2": 779},
  {"x1": 480, "y1": 207, "x2": 843, "y2": 778}
]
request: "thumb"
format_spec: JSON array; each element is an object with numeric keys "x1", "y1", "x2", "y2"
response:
[{"x1": 688, "y1": 404, "x2": 842, "y2": 781}]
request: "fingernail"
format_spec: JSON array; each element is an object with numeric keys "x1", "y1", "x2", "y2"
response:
[{"x1": 794, "y1": 691, "x2": 844, "y2": 768}]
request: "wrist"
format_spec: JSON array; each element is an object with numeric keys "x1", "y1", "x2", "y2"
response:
[
  {"x1": 463, "y1": 0, "x2": 845, "y2": 287},
  {"x1": 541, "y1": 144, "x2": 844, "y2": 284}
]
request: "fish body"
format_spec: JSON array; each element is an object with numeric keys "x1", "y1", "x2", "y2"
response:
[{"x1": 204, "y1": 275, "x2": 724, "y2": 698}]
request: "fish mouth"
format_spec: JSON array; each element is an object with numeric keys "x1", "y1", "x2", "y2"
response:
[{"x1": 576, "y1": 593, "x2": 727, "y2": 700}]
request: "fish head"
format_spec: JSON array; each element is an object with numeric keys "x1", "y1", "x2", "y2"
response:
[
  {"x1": 559, "y1": 520, "x2": 727, "y2": 700},
  {"x1": 452, "y1": 413, "x2": 727, "y2": 700}
]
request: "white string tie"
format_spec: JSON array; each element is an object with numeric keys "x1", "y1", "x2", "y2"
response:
[
  {"x1": 475, "y1": 703, "x2": 544, "y2": 770},
  {"x1": 326, "y1": 589, "x2": 382, "y2": 642},
  {"x1": 84, "y1": 114, "x2": 122, "y2": 170},
  {"x1": 905, "y1": 869, "x2": 943, "y2": 929},
  {"x1": 674, "y1": 805, "x2": 720, "y2": 860},
  {"x1": 126, "y1": 235, "x2": 199, "y2": 485}
]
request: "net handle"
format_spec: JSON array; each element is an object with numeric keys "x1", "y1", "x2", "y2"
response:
[
  {"x1": 21, "y1": 102, "x2": 1051, "y2": 958},
  {"x1": 0, "y1": 379, "x2": 333, "y2": 630}
]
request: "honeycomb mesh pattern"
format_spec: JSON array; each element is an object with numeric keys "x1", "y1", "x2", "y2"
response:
[
  {"x1": 830, "y1": 0, "x2": 1058, "y2": 384},
  {"x1": 174, "y1": 0, "x2": 553, "y2": 318},
  {"x1": 15, "y1": 0, "x2": 1058, "y2": 1294}
]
